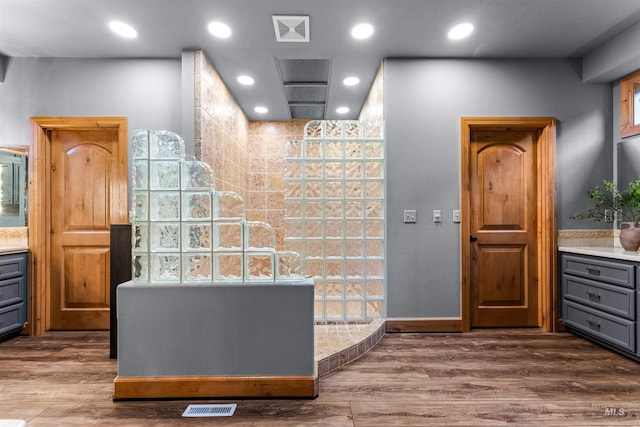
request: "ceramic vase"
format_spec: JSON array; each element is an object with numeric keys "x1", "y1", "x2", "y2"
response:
[{"x1": 619, "y1": 221, "x2": 640, "y2": 251}]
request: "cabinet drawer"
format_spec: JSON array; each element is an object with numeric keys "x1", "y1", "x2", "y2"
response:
[
  {"x1": 0, "y1": 303, "x2": 24, "y2": 338},
  {"x1": 0, "y1": 253, "x2": 26, "y2": 281},
  {"x1": 562, "y1": 255, "x2": 635, "y2": 288},
  {"x1": 563, "y1": 275, "x2": 635, "y2": 319},
  {"x1": 0, "y1": 277, "x2": 24, "y2": 309},
  {"x1": 564, "y1": 301, "x2": 635, "y2": 352}
]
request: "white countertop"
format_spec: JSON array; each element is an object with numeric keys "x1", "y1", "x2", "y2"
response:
[
  {"x1": 558, "y1": 246, "x2": 640, "y2": 262},
  {"x1": 0, "y1": 246, "x2": 28, "y2": 255}
]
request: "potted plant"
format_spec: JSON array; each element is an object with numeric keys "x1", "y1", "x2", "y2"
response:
[{"x1": 571, "y1": 179, "x2": 640, "y2": 251}]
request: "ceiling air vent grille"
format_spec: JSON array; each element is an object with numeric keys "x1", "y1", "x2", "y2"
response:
[{"x1": 273, "y1": 15, "x2": 310, "y2": 42}]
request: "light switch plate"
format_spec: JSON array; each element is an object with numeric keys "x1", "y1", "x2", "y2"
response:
[
  {"x1": 403, "y1": 209, "x2": 417, "y2": 223},
  {"x1": 453, "y1": 209, "x2": 461, "y2": 223},
  {"x1": 433, "y1": 209, "x2": 441, "y2": 223}
]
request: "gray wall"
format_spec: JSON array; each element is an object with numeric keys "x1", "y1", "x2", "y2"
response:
[
  {"x1": 385, "y1": 58, "x2": 613, "y2": 318},
  {"x1": 0, "y1": 57, "x2": 182, "y2": 147}
]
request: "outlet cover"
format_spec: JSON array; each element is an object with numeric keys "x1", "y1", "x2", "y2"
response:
[{"x1": 403, "y1": 209, "x2": 417, "y2": 223}]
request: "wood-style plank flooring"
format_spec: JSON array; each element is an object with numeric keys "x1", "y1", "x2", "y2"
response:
[{"x1": 1, "y1": 329, "x2": 640, "y2": 425}]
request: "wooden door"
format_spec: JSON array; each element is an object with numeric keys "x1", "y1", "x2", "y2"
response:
[
  {"x1": 469, "y1": 129, "x2": 538, "y2": 327},
  {"x1": 50, "y1": 128, "x2": 124, "y2": 329}
]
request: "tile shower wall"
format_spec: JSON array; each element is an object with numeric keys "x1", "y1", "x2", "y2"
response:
[
  {"x1": 284, "y1": 120, "x2": 385, "y2": 321},
  {"x1": 358, "y1": 62, "x2": 384, "y2": 122}
]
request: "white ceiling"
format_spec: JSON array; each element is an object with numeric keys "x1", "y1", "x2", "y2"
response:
[{"x1": 2, "y1": 0, "x2": 640, "y2": 121}]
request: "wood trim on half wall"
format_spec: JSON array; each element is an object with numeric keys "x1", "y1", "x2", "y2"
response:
[
  {"x1": 460, "y1": 117, "x2": 557, "y2": 333},
  {"x1": 385, "y1": 318, "x2": 463, "y2": 333}
]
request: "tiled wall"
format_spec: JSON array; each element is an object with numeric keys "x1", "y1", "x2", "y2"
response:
[
  {"x1": 557, "y1": 229, "x2": 615, "y2": 247},
  {"x1": 0, "y1": 227, "x2": 28, "y2": 246},
  {"x1": 358, "y1": 62, "x2": 384, "y2": 122}
]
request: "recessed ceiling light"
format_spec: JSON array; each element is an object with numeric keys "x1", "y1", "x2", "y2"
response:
[
  {"x1": 336, "y1": 106, "x2": 350, "y2": 114},
  {"x1": 448, "y1": 22, "x2": 474, "y2": 40},
  {"x1": 343, "y1": 76, "x2": 360, "y2": 86},
  {"x1": 254, "y1": 106, "x2": 268, "y2": 114},
  {"x1": 351, "y1": 23, "x2": 374, "y2": 40},
  {"x1": 237, "y1": 75, "x2": 254, "y2": 85},
  {"x1": 108, "y1": 20, "x2": 138, "y2": 38},
  {"x1": 208, "y1": 21, "x2": 232, "y2": 38}
]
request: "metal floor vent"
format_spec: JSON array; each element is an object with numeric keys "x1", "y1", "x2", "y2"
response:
[{"x1": 182, "y1": 403, "x2": 237, "y2": 417}]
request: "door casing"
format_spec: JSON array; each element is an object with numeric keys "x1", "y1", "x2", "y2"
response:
[
  {"x1": 28, "y1": 117, "x2": 128, "y2": 335},
  {"x1": 460, "y1": 117, "x2": 557, "y2": 333}
]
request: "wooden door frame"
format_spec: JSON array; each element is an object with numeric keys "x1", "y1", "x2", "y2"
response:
[
  {"x1": 28, "y1": 117, "x2": 128, "y2": 335},
  {"x1": 460, "y1": 117, "x2": 557, "y2": 333}
]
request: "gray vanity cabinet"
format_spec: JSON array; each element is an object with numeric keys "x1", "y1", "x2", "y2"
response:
[{"x1": 0, "y1": 251, "x2": 28, "y2": 339}]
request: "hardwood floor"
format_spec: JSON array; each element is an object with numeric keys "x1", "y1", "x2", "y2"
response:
[{"x1": 1, "y1": 329, "x2": 640, "y2": 425}]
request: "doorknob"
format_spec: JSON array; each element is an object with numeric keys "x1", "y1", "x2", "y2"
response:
[{"x1": 470, "y1": 235, "x2": 478, "y2": 242}]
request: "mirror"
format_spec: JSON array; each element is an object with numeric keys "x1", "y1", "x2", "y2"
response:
[
  {"x1": 0, "y1": 148, "x2": 28, "y2": 227},
  {"x1": 618, "y1": 138, "x2": 640, "y2": 191}
]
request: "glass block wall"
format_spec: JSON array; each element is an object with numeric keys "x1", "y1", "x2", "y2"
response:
[
  {"x1": 130, "y1": 129, "x2": 304, "y2": 284},
  {"x1": 284, "y1": 120, "x2": 385, "y2": 321}
]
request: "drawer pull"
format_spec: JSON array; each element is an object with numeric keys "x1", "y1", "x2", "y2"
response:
[
  {"x1": 586, "y1": 319, "x2": 601, "y2": 331},
  {"x1": 585, "y1": 267, "x2": 601, "y2": 276},
  {"x1": 585, "y1": 291, "x2": 601, "y2": 301}
]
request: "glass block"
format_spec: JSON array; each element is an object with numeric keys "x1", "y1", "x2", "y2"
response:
[
  {"x1": 132, "y1": 191, "x2": 148, "y2": 221},
  {"x1": 182, "y1": 192, "x2": 212, "y2": 221},
  {"x1": 150, "y1": 254, "x2": 181, "y2": 283},
  {"x1": 284, "y1": 219, "x2": 304, "y2": 238},
  {"x1": 366, "y1": 280, "x2": 385, "y2": 298},
  {"x1": 303, "y1": 201, "x2": 322, "y2": 218},
  {"x1": 304, "y1": 120, "x2": 322, "y2": 139},
  {"x1": 286, "y1": 140, "x2": 303, "y2": 158},
  {"x1": 132, "y1": 223, "x2": 148, "y2": 252},
  {"x1": 345, "y1": 240, "x2": 364, "y2": 258},
  {"x1": 325, "y1": 120, "x2": 343, "y2": 139},
  {"x1": 364, "y1": 121, "x2": 384, "y2": 140},
  {"x1": 132, "y1": 160, "x2": 148, "y2": 190},
  {"x1": 305, "y1": 181, "x2": 323, "y2": 198},
  {"x1": 245, "y1": 221, "x2": 275, "y2": 250},
  {"x1": 366, "y1": 259, "x2": 384, "y2": 278},
  {"x1": 365, "y1": 161, "x2": 384, "y2": 179},
  {"x1": 326, "y1": 259, "x2": 344, "y2": 278},
  {"x1": 150, "y1": 130, "x2": 185, "y2": 159},
  {"x1": 214, "y1": 253, "x2": 243, "y2": 282},
  {"x1": 214, "y1": 191, "x2": 245, "y2": 220},
  {"x1": 345, "y1": 182, "x2": 363, "y2": 199},
  {"x1": 305, "y1": 258, "x2": 324, "y2": 277},
  {"x1": 306, "y1": 220, "x2": 323, "y2": 238},
  {"x1": 345, "y1": 201, "x2": 364, "y2": 218},
  {"x1": 365, "y1": 200, "x2": 384, "y2": 219},
  {"x1": 246, "y1": 252, "x2": 275, "y2": 282},
  {"x1": 325, "y1": 220, "x2": 343, "y2": 238},
  {"x1": 365, "y1": 181, "x2": 384, "y2": 199},
  {"x1": 324, "y1": 161, "x2": 344, "y2": 179},
  {"x1": 214, "y1": 222, "x2": 243, "y2": 251},
  {"x1": 346, "y1": 280, "x2": 364, "y2": 297},
  {"x1": 325, "y1": 239, "x2": 344, "y2": 258},
  {"x1": 285, "y1": 200, "x2": 303, "y2": 218},
  {"x1": 183, "y1": 254, "x2": 212, "y2": 282},
  {"x1": 182, "y1": 223, "x2": 212, "y2": 251},
  {"x1": 345, "y1": 162, "x2": 363, "y2": 179},
  {"x1": 325, "y1": 141, "x2": 343, "y2": 159},
  {"x1": 284, "y1": 238, "x2": 304, "y2": 254},
  {"x1": 314, "y1": 279, "x2": 324, "y2": 297},
  {"x1": 326, "y1": 280, "x2": 343, "y2": 297},
  {"x1": 345, "y1": 142, "x2": 362, "y2": 158},
  {"x1": 284, "y1": 160, "x2": 303, "y2": 178},
  {"x1": 150, "y1": 192, "x2": 180, "y2": 221},
  {"x1": 304, "y1": 140, "x2": 323, "y2": 159},
  {"x1": 366, "y1": 300, "x2": 384, "y2": 318},
  {"x1": 132, "y1": 254, "x2": 148, "y2": 282},
  {"x1": 150, "y1": 160, "x2": 181, "y2": 190},
  {"x1": 131, "y1": 129, "x2": 149, "y2": 159},
  {"x1": 346, "y1": 259, "x2": 364, "y2": 277},
  {"x1": 324, "y1": 201, "x2": 343, "y2": 218},
  {"x1": 364, "y1": 141, "x2": 384, "y2": 159},
  {"x1": 326, "y1": 300, "x2": 344, "y2": 319},
  {"x1": 366, "y1": 239, "x2": 384, "y2": 258},
  {"x1": 365, "y1": 220, "x2": 384, "y2": 238},
  {"x1": 346, "y1": 300, "x2": 364, "y2": 319},
  {"x1": 345, "y1": 220, "x2": 364, "y2": 238},
  {"x1": 305, "y1": 239, "x2": 324, "y2": 258},
  {"x1": 182, "y1": 160, "x2": 215, "y2": 189},
  {"x1": 150, "y1": 223, "x2": 181, "y2": 252},
  {"x1": 324, "y1": 181, "x2": 343, "y2": 199},
  {"x1": 285, "y1": 181, "x2": 303, "y2": 199},
  {"x1": 305, "y1": 161, "x2": 323, "y2": 179},
  {"x1": 344, "y1": 121, "x2": 363, "y2": 139},
  {"x1": 314, "y1": 300, "x2": 324, "y2": 320},
  {"x1": 277, "y1": 251, "x2": 305, "y2": 280}
]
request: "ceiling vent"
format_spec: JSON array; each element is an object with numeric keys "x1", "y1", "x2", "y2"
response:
[
  {"x1": 273, "y1": 15, "x2": 310, "y2": 42},
  {"x1": 277, "y1": 58, "x2": 330, "y2": 119}
]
